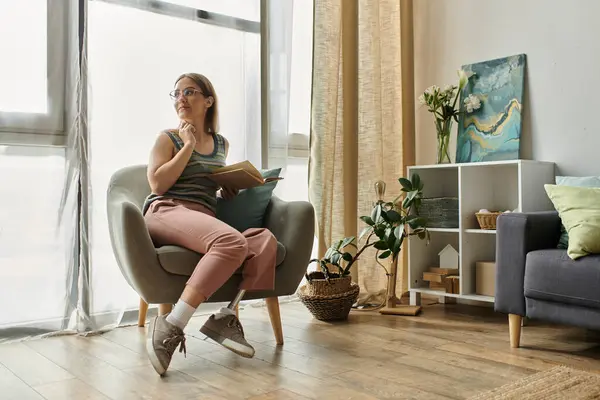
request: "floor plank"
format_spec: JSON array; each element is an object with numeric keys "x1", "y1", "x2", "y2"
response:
[{"x1": 1, "y1": 302, "x2": 599, "y2": 400}]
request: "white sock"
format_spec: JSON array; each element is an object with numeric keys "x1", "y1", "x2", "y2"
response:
[
  {"x1": 215, "y1": 307, "x2": 236, "y2": 319},
  {"x1": 166, "y1": 299, "x2": 196, "y2": 330}
]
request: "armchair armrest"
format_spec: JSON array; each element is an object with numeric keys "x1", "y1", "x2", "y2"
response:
[
  {"x1": 263, "y1": 196, "x2": 315, "y2": 296},
  {"x1": 106, "y1": 184, "x2": 188, "y2": 304},
  {"x1": 495, "y1": 211, "x2": 562, "y2": 316}
]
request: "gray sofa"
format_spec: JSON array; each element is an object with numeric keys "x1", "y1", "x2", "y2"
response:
[{"x1": 495, "y1": 211, "x2": 600, "y2": 347}]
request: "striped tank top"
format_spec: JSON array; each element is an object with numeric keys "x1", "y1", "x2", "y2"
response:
[{"x1": 143, "y1": 131, "x2": 227, "y2": 215}]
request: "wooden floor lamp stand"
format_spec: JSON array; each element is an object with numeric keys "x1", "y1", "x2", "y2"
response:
[{"x1": 379, "y1": 256, "x2": 422, "y2": 316}]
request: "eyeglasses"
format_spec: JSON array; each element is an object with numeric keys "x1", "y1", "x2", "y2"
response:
[{"x1": 169, "y1": 88, "x2": 204, "y2": 101}]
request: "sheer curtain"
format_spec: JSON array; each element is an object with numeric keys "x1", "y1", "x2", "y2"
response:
[
  {"x1": 87, "y1": 0, "x2": 261, "y2": 328},
  {"x1": 0, "y1": 0, "x2": 83, "y2": 342}
]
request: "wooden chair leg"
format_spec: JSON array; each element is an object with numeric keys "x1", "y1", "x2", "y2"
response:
[
  {"x1": 159, "y1": 303, "x2": 173, "y2": 316},
  {"x1": 509, "y1": 314, "x2": 522, "y2": 348},
  {"x1": 235, "y1": 303, "x2": 239, "y2": 319},
  {"x1": 266, "y1": 297, "x2": 284, "y2": 345},
  {"x1": 138, "y1": 298, "x2": 149, "y2": 327}
]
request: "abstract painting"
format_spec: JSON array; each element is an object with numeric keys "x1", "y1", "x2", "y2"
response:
[{"x1": 456, "y1": 54, "x2": 526, "y2": 163}]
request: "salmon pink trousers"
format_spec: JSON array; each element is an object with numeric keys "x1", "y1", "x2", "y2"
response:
[{"x1": 144, "y1": 198, "x2": 277, "y2": 299}]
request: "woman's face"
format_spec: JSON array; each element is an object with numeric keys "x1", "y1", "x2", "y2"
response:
[{"x1": 172, "y1": 77, "x2": 212, "y2": 122}]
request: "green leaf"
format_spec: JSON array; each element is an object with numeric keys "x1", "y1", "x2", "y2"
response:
[
  {"x1": 342, "y1": 252, "x2": 353, "y2": 262},
  {"x1": 407, "y1": 216, "x2": 426, "y2": 229},
  {"x1": 331, "y1": 253, "x2": 342, "y2": 266},
  {"x1": 374, "y1": 240, "x2": 388, "y2": 250},
  {"x1": 411, "y1": 174, "x2": 421, "y2": 191},
  {"x1": 371, "y1": 204, "x2": 382, "y2": 223},
  {"x1": 374, "y1": 226, "x2": 386, "y2": 238},
  {"x1": 393, "y1": 235, "x2": 404, "y2": 254},
  {"x1": 378, "y1": 250, "x2": 392, "y2": 259},
  {"x1": 386, "y1": 210, "x2": 402, "y2": 222},
  {"x1": 324, "y1": 248, "x2": 333, "y2": 260},
  {"x1": 341, "y1": 236, "x2": 356, "y2": 249},
  {"x1": 360, "y1": 216, "x2": 375, "y2": 226},
  {"x1": 398, "y1": 177, "x2": 413, "y2": 190},
  {"x1": 359, "y1": 226, "x2": 373, "y2": 241},
  {"x1": 334, "y1": 239, "x2": 343, "y2": 251},
  {"x1": 394, "y1": 225, "x2": 404, "y2": 239}
]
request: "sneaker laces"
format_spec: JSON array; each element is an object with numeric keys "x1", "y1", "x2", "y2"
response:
[
  {"x1": 163, "y1": 332, "x2": 187, "y2": 357},
  {"x1": 227, "y1": 316, "x2": 246, "y2": 337}
]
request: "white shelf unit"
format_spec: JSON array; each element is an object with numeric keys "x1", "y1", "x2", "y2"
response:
[{"x1": 407, "y1": 160, "x2": 556, "y2": 305}]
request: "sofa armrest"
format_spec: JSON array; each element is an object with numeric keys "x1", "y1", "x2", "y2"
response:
[
  {"x1": 495, "y1": 211, "x2": 562, "y2": 316},
  {"x1": 263, "y1": 196, "x2": 315, "y2": 296}
]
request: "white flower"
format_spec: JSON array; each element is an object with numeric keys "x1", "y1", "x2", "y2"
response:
[
  {"x1": 425, "y1": 85, "x2": 439, "y2": 96},
  {"x1": 463, "y1": 94, "x2": 482, "y2": 113},
  {"x1": 443, "y1": 84, "x2": 454, "y2": 93},
  {"x1": 418, "y1": 94, "x2": 426, "y2": 105}
]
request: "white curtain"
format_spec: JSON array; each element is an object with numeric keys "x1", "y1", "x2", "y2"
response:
[{"x1": 0, "y1": 0, "x2": 83, "y2": 342}]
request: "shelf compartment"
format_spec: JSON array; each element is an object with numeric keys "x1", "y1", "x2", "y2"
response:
[
  {"x1": 461, "y1": 232, "x2": 496, "y2": 296},
  {"x1": 409, "y1": 231, "x2": 459, "y2": 291},
  {"x1": 460, "y1": 164, "x2": 519, "y2": 230}
]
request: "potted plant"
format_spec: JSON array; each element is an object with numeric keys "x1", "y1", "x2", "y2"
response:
[
  {"x1": 418, "y1": 70, "x2": 481, "y2": 164},
  {"x1": 299, "y1": 173, "x2": 429, "y2": 321}
]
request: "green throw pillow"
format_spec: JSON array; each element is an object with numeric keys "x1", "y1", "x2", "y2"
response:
[
  {"x1": 554, "y1": 176, "x2": 600, "y2": 249},
  {"x1": 544, "y1": 184, "x2": 600, "y2": 260},
  {"x1": 216, "y1": 168, "x2": 282, "y2": 232}
]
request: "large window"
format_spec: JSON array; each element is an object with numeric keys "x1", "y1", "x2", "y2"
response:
[
  {"x1": 88, "y1": 0, "x2": 261, "y2": 315},
  {"x1": 0, "y1": 0, "x2": 66, "y2": 141}
]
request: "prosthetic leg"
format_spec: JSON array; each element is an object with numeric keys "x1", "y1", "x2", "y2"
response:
[{"x1": 227, "y1": 289, "x2": 246, "y2": 317}]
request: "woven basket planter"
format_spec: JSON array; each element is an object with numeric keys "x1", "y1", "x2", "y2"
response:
[
  {"x1": 303, "y1": 271, "x2": 352, "y2": 296},
  {"x1": 475, "y1": 212, "x2": 502, "y2": 230},
  {"x1": 299, "y1": 272, "x2": 359, "y2": 321}
]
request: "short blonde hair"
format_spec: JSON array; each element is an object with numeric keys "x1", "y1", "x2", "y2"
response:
[{"x1": 175, "y1": 73, "x2": 220, "y2": 134}]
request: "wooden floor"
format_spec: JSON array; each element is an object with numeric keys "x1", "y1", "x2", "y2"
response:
[{"x1": 2, "y1": 301, "x2": 600, "y2": 400}]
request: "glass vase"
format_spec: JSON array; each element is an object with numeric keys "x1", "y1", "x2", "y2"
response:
[{"x1": 436, "y1": 119, "x2": 452, "y2": 164}]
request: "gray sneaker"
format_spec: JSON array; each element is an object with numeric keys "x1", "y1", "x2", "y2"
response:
[
  {"x1": 146, "y1": 315, "x2": 187, "y2": 376},
  {"x1": 200, "y1": 312, "x2": 255, "y2": 358}
]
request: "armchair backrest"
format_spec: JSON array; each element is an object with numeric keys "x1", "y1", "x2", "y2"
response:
[{"x1": 107, "y1": 164, "x2": 150, "y2": 211}]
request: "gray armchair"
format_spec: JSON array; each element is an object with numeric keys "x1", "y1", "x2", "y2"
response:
[
  {"x1": 106, "y1": 165, "x2": 315, "y2": 344},
  {"x1": 495, "y1": 211, "x2": 600, "y2": 348}
]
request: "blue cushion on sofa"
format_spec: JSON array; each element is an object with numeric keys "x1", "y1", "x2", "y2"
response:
[{"x1": 216, "y1": 168, "x2": 282, "y2": 232}]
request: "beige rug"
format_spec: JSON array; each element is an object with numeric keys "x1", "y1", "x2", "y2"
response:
[{"x1": 470, "y1": 366, "x2": 600, "y2": 399}]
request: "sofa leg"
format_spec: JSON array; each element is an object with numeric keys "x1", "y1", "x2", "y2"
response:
[
  {"x1": 138, "y1": 298, "x2": 149, "y2": 327},
  {"x1": 509, "y1": 314, "x2": 522, "y2": 348},
  {"x1": 159, "y1": 303, "x2": 173, "y2": 316},
  {"x1": 266, "y1": 297, "x2": 284, "y2": 345}
]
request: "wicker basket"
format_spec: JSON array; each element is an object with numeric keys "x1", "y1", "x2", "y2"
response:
[
  {"x1": 475, "y1": 212, "x2": 503, "y2": 230},
  {"x1": 303, "y1": 271, "x2": 352, "y2": 296},
  {"x1": 298, "y1": 283, "x2": 360, "y2": 321}
]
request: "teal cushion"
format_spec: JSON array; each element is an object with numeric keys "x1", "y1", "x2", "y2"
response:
[
  {"x1": 555, "y1": 176, "x2": 600, "y2": 249},
  {"x1": 215, "y1": 168, "x2": 281, "y2": 232}
]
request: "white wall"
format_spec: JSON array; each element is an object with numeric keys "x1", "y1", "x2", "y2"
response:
[{"x1": 414, "y1": 0, "x2": 600, "y2": 176}]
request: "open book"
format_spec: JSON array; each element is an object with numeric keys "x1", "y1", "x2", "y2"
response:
[{"x1": 208, "y1": 160, "x2": 282, "y2": 190}]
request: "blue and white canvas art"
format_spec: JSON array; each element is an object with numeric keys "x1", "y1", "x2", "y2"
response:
[{"x1": 456, "y1": 54, "x2": 526, "y2": 163}]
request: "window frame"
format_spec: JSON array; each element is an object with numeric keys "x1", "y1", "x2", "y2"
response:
[{"x1": 0, "y1": 0, "x2": 68, "y2": 145}]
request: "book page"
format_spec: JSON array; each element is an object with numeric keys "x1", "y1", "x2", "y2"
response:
[{"x1": 212, "y1": 160, "x2": 262, "y2": 180}]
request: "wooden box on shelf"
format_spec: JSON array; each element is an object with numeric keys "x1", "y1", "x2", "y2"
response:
[
  {"x1": 476, "y1": 261, "x2": 496, "y2": 297},
  {"x1": 422, "y1": 267, "x2": 460, "y2": 294}
]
